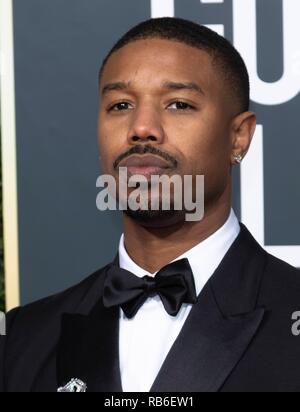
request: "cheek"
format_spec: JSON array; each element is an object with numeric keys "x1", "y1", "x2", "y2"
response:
[
  {"x1": 98, "y1": 125, "x2": 127, "y2": 175},
  {"x1": 98, "y1": 127, "x2": 114, "y2": 174},
  {"x1": 99, "y1": 110, "x2": 127, "y2": 145},
  {"x1": 169, "y1": 115, "x2": 230, "y2": 177},
  {"x1": 99, "y1": 116, "x2": 117, "y2": 153}
]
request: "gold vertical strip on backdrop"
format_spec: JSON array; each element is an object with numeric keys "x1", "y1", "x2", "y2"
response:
[{"x1": 0, "y1": 0, "x2": 20, "y2": 310}]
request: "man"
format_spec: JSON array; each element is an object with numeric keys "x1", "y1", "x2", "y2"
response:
[{"x1": 1, "y1": 17, "x2": 300, "y2": 392}]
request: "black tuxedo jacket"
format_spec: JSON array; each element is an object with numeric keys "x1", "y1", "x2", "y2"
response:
[{"x1": 1, "y1": 224, "x2": 300, "y2": 392}]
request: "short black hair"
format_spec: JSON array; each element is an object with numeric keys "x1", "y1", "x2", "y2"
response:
[{"x1": 99, "y1": 17, "x2": 250, "y2": 113}]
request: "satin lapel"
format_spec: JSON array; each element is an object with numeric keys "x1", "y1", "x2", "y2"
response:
[
  {"x1": 151, "y1": 224, "x2": 267, "y2": 392},
  {"x1": 150, "y1": 284, "x2": 265, "y2": 392}
]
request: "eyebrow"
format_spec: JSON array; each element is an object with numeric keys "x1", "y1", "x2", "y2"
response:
[
  {"x1": 161, "y1": 81, "x2": 205, "y2": 96},
  {"x1": 101, "y1": 81, "x2": 131, "y2": 96},
  {"x1": 101, "y1": 80, "x2": 205, "y2": 97}
]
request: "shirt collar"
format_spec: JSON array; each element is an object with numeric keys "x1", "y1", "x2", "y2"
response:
[{"x1": 118, "y1": 209, "x2": 240, "y2": 296}]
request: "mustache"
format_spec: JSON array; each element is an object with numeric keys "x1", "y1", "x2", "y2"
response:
[{"x1": 113, "y1": 144, "x2": 178, "y2": 170}]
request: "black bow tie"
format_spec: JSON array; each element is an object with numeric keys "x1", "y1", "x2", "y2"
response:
[{"x1": 103, "y1": 258, "x2": 197, "y2": 319}]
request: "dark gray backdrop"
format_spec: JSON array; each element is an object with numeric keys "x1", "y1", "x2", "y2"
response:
[{"x1": 12, "y1": 0, "x2": 299, "y2": 305}]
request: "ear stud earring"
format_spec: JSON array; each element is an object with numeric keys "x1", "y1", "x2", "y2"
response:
[{"x1": 233, "y1": 154, "x2": 243, "y2": 164}]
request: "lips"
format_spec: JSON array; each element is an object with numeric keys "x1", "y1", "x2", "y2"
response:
[{"x1": 118, "y1": 154, "x2": 173, "y2": 177}]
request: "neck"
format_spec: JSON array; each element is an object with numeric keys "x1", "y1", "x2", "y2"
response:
[{"x1": 122, "y1": 186, "x2": 232, "y2": 274}]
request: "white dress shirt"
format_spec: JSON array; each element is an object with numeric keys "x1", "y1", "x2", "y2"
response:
[{"x1": 118, "y1": 209, "x2": 240, "y2": 392}]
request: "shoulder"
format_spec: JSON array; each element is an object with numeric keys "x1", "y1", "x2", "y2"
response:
[
  {"x1": 5, "y1": 262, "x2": 111, "y2": 335},
  {"x1": 260, "y1": 252, "x2": 300, "y2": 304},
  {"x1": 238, "y1": 223, "x2": 300, "y2": 305}
]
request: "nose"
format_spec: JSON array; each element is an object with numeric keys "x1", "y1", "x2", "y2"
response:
[{"x1": 127, "y1": 105, "x2": 165, "y2": 145}]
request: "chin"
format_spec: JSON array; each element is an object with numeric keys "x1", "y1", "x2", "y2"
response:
[{"x1": 123, "y1": 208, "x2": 186, "y2": 228}]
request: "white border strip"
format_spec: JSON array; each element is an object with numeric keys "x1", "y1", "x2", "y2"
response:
[
  {"x1": 151, "y1": 0, "x2": 174, "y2": 18},
  {"x1": 0, "y1": 0, "x2": 20, "y2": 310},
  {"x1": 241, "y1": 125, "x2": 300, "y2": 267}
]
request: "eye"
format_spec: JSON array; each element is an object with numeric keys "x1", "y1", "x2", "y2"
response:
[
  {"x1": 108, "y1": 102, "x2": 133, "y2": 112},
  {"x1": 167, "y1": 101, "x2": 194, "y2": 111}
]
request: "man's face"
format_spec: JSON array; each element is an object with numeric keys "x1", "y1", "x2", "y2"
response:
[{"x1": 98, "y1": 38, "x2": 241, "y2": 223}]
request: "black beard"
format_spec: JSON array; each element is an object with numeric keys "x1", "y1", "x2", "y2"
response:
[{"x1": 123, "y1": 208, "x2": 186, "y2": 228}]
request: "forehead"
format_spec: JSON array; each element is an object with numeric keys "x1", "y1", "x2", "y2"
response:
[{"x1": 100, "y1": 38, "x2": 217, "y2": 92}]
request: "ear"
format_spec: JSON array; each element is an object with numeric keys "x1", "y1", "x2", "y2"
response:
[{"x1": 230, "y1": 111, "x2": 256, "y2": 165}]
